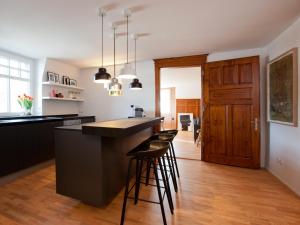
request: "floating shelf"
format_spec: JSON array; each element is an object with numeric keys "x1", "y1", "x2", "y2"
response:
[
  {"x1": 42, "y1": 97, "x2": 84, "y2": 102},
  {"x1": 42, "y1": 82, "x2": 84, "y2": 91}
]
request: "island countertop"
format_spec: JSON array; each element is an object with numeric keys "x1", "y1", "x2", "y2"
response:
[{"x1": 56, "y1": 117, "x2": 162, "y2": 137}]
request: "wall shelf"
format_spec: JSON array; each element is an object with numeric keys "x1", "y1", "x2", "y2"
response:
[
  {"x1": 42, "y1": 82, "x2": 84, "y2": 91},
  {"x1": 42, "y1": 97, "x2": 84, "y2": 102}
]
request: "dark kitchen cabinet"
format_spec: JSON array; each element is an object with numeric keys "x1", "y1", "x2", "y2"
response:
[
  {"x1": 0, "y1": 121, "x2": 62, "y2": 177},
  {"x1": 0, "y1": 126, "x2": 18, "y2": 176}
]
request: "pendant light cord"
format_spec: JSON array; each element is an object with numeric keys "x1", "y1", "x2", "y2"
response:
[
  {"x1": 134, "y1": 38, "x2": 137, "y2": 74},
  {"x1": 113, "y1": 26, "x2": 116, "y2": 78},
  {"x1": 101, "y1": 13, "x2": 104, "y2": 67},
  {"x1": 126, "y1": 14, "x2": 129, "y2": 63}
]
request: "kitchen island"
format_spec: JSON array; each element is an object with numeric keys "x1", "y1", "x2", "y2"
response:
[{"x1": 54, "y1": 117, "x2": 162, "y2": 207}]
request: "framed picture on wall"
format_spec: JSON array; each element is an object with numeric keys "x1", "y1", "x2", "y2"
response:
[
  {"x1": 69, "y1": 79, "x2": 77, "y2": 87},
  {"x1": 267, "y1": 47, "x2": 298, "y2": 127},
  {"x1": 54, "y1": 74, "x2": 60, "y2": 83},
  {"x1": 47, "y1": 72, "x2": 56, "y2": 83}
]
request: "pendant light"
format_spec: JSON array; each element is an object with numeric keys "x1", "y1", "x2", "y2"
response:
[
  {"x1": 108, "y1": 24, "x2": 122, "y2": 96},
  {"x1": 94, "y1": 9, "x2": 111, "y2": 83},
  {"x1": 118, "y1": 9, "x2": 136, "y2": 79},
  {"x1": 130, "y1": 34, "x2": 142, "y2": 90}
]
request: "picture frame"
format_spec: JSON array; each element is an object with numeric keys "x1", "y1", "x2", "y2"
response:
[
  {"x1": 54, "y1": 73, "x2": 60, "y2": 83},
  {"x1": 69, "y1": 79, "x2": 77, "y2": 87},
  {"x1": 62, "y1": 75, "x2": 70, "y2": 85},
  {"x1": 47, "y1": 72, "x2": 56, "y2": 83},
  {"x1": 267, "y1": 48, "x2": 298, "y2": 127}
]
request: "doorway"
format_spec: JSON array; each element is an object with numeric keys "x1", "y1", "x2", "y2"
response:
[{"x1": 160, "y1": 67, "x2": 202, "y2": 160}]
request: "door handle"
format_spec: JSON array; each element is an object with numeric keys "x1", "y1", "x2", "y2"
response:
[{"x1": 251, "y1": 118, "x2": 259, "y2": 131}]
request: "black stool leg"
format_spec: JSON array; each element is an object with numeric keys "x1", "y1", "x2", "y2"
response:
[
  {"x1": 134, "y1": 159, "x2": 144, "y2": 205},
  {"x1": 145, "y1": 160, "x2": 151, "y2": 186},
  {"x1": 167, "y1": 146, "x2": 177, "y2": 182},
  {"x1": 162, "y1": 156, "x2": 174, "y2": 211},
  {"x1": 152, "y1": 159, "x2": 167, "y2": 225},
  {"x1": 166, "y1": 151, "x2": 178, "y2": 192},
  {"x1": 158, "y1": 158, "x2": 174, "y2": 214},
  {"x1": 171, "y1": 142, "x2": 180, "y2": 178},
  {"x1": 120, "y1": 158, "x2": 133, "y2": 225}
]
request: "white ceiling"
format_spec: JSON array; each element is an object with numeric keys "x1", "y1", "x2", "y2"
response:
[{"x1": 0, "y1": 0, "x2": 300, "y2": 68}]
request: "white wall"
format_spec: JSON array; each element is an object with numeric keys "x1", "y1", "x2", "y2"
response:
[
  {"x1": 42, "y1": 58, "x2": 81, "y2": 115},
  {"x1": 265, "y1": 17, "x2": 300, "y2": 196},
  {"x1": 161, "y1": 67, "x2": 201, "y2": 99},
  {"x1": 78, "y1": 60, "x2": 155, "y2": 121},
  {"x1": 208, "y1": 47, "x2": 268, "y2": 168}
]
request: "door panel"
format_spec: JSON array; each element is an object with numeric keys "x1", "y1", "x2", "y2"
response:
[
  {"x1": 202, "y1": 56, "x2": 260, "y2": 168},
  {"x1": 232, "y1": 105, "x2": 252, "y2": 158},
  {"x1": 209, "y1": 105, "x2": 227, "y2": 155}
]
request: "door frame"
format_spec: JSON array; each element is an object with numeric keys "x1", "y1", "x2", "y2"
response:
[{"x1": 154, "y1": 54, "x2": 208, "y2": 117}]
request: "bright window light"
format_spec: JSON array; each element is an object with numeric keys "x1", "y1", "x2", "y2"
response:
[
  {"x1": 161, "y1": 89, "x2": 171, "y2": 114},
  {"x1": 0, "y1": 52, "x2": 31, "y2": 113}
]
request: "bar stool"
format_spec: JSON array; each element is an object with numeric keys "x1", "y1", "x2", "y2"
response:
[
  {"x1": 120, "y1": 141, "x2": 173, "y2": 225},
  {"x1": 158, "y1": 130, "x2": 180, "y2": 178},
  {"x1": 149, "y1": 133, "x2": 178, "y2": 192}
]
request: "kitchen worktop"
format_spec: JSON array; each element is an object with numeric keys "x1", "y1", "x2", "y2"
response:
[{"x1": 0, "y1": 114, "x2": 95, "y2": 127}]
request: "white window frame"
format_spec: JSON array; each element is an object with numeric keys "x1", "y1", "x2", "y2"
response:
[{"x1": 0, "y1": 50, "x2": 33, "y2": 115}]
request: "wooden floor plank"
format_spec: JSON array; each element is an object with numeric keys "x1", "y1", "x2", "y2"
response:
[{"x1": 0, "y1": 159, "x2": 300, "y2": 225}]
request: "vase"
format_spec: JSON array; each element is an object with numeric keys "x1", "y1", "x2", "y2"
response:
[{"x1": 23, "y1": 108, "x2": 32, "y2": 116}]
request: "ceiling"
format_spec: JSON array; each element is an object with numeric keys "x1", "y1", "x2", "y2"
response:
[{"x1": 0, "y1": 0, "x2": 300, "y2": 68}]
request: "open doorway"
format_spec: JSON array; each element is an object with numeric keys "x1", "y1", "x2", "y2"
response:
[{"x1": 160, "y1": 67, "x2": 202, "y2": 160}]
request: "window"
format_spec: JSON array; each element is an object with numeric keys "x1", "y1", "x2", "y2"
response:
[
  {"x1": 0, "y1": 53, "x2": 31, "y2": 113},
  {"x1": 160, "y1": 88, "x2": 171, "y2": 114}
]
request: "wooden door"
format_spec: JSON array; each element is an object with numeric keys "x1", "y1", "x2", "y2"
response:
[{"x1": 202, "y1": 56, "x2": 260, "y2": 168}]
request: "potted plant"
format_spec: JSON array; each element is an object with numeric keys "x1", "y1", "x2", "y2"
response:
[{"x1": 18, "y1": 94, "x2": 33, "y2": 115}]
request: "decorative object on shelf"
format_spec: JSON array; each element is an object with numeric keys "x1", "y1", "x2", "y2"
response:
[
  {"x1": 17, "y1": 94, "x2": 33, "y2": 115},
  {"x1": 94, "y1": 8, "x2": 111, "y2": 84},
  {"x1": 62, "y1": 75, "x2": 70, "y2": 85},
  {"x1": 69, "y1": 79, "x2": 77, "y2": 86},
  {"x1": 54, "y1": 74, "x2": 60, "y2": 83},
  {"x1": 47, "y1": 72, "x2": 56, "y2": 83},
  {"x1": 51, "y1": 89, "x2": 56, "y2": 97},
  {"x1": 130, "y1": 34, "x2": 142, "y2": 90},
  {"x1": 267, "y1": 48, "x2": 298, "y2": 127},
  {"x1": 108, "y1": 24, "x2": 122, "y2": 96},
  {"x1": 118, "y1": 9, "x2": 136, "y2": 79},
  {"x1": 68, "y1": 91, "x2": 80, "y2": 99},
  {"x1": 55, "y1": 93, "x2": 64, "y2": 98}
]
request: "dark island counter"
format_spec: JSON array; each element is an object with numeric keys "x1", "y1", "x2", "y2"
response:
[{"x1": 54, "y1": 117, "x2": 162, "y2": 207}]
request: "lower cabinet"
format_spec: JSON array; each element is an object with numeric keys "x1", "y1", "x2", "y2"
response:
[{"x1": 0, "y1": 121, "x2": 62, "y2": 177}]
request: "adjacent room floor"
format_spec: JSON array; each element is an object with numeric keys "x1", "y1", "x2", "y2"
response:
[
  {"x1": 0, "y1": 158, "x2": 300, "y2": 225},
  {"x1": 173, "y1": 131, "x2": 201, "y2": 160}
]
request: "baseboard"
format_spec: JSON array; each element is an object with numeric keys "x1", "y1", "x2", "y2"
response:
[{"x1": 0, "y1": 160, "x2": 55, "y2": 186}]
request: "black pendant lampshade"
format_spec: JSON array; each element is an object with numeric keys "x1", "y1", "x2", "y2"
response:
[
  {"x1": 94, "y1": 67, "x2": 111, "y2": 83},
  {"x1": 130, "y1": 78, "x2": 142, "y2": 89}
]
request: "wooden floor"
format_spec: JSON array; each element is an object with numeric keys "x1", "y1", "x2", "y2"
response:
[
  {"x1": 174, "y1": 131, "x2": 201, "y2": 160},
  {"x1": 0, "y1": 159, "x2": 300, "y2": 225}
]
